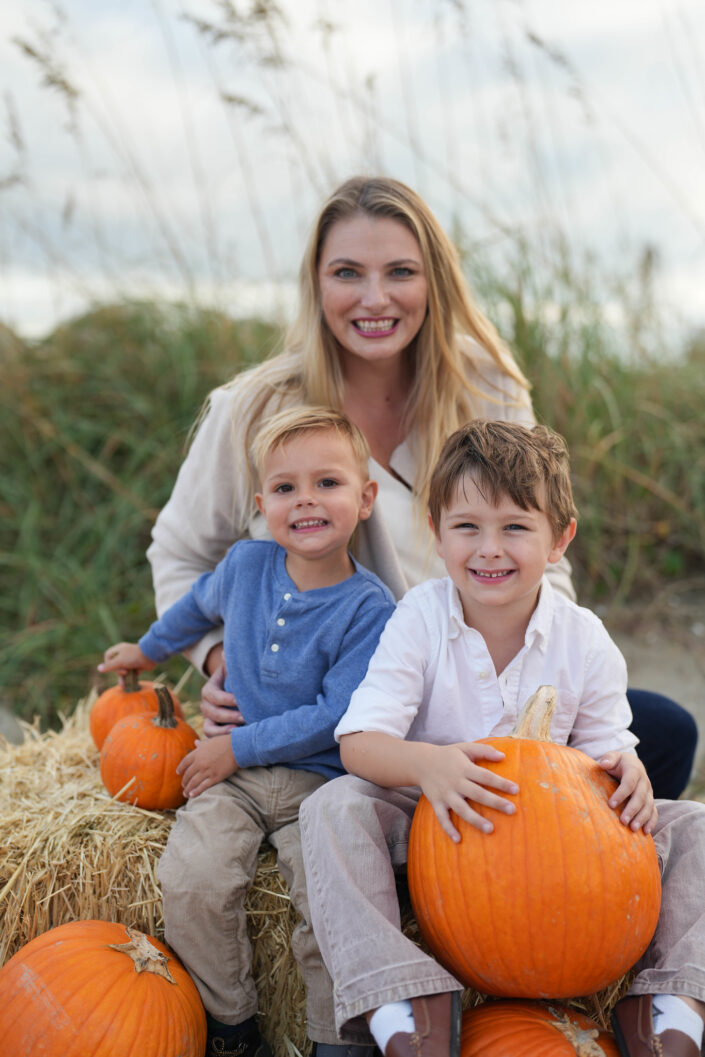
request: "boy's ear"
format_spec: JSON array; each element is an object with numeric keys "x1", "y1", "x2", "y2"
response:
[
  {"x1": 547, "y1": 517, "x2": 577, "y2": 564},
  {"x1": 254, "y1": 492, "x2": 265, "y2": 515},
  {"x1": 357, "y1": 479, "x2": 378, "y2": 521}
]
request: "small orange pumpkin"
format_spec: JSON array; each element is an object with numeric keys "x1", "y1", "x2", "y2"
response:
[
  {"x1": 0, "y1": 919, "x2": 206, "y2": 1056},
  {"x1": 90, "y1": 671, "x2": 183, "y2": 750},
  {"x1": 460, "y1": 1000, "x2": 620, "y2": 1056},
  {"x1": 408, "y1": 686, "x2": 662, "y2": 999},
  {"x1": 100, "y1": 684, "x2": 197, "y2": 810}
]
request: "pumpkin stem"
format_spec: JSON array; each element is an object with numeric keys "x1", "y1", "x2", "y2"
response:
[
  {"x1": 510, "y1": 685, "x2": 557, "y2": 741},
  {"x1": 123, "y1": 670, "x2": 140, "y2": 693},
  {"x1": 153, "y1": 684, "x2": 178, "y2": 729},
  {"x1": 107, "y1": 925, "x2": 176, "y2": 983},
  {"x1": 547, "y1": 1006, "x2": 607, "y2": 1056}
]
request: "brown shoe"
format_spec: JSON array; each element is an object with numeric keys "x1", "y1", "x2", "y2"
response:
[
  {"x1": 385, "y1": 992, "x2": 461, "y2": 1057},
  {"x1": 611, "y1": 994, "x2": 701, "y2": 1057}
]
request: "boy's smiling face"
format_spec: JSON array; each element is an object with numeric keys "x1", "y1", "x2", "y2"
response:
[
  {"x1": 432, "y1": 472, "x2": 575, "y2": 626},
  {"x1": 255, "y1": 428, "x2": 377, "y2": 575}
]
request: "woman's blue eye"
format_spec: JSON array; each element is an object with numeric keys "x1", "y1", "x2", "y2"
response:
[
  {"x1": 335, "y1": 267, "x2": 357, "y2": 279},
  {"x1": 391, "y1": 266, "x2": 413, "y2": 277}
]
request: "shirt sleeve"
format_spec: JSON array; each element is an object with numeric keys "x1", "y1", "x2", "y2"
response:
[
  {"x1": 229, "y1": 592, "x2": 396, "y2": 768},
  {"x1": 567, "y1": 621, "x2": 638, "y2": 759},
  {"x1": 335, "y1": 590, "x2": 432, "y2": 741},
  {"x1": 138, "y1": 558, "x2": 228, "y2": 663}
]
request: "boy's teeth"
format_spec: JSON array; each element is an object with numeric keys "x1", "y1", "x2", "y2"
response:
[
  {"x1": 476, "y1": 570, "x2": 509, "y2": 578},
  {"x1": 355, "y1": 319, "x2": 395, "y2": 332},
  {"x1": 294, "y1": 518, "x2": 326, "y2": 528}
]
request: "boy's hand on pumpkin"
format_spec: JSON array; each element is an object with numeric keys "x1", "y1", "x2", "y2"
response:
[
  {"x1": 420, "y1": 742, "x2": 519, "y2": 843},
  {"x1": 177, "y1": 734, "x2": 238, "y2": 797},
  {"x1": 98, "y1": 642, "x2": 155, "y2": 677},
  {"x1": 598, "y1": 751, "x2": 658, "y2": 834}
]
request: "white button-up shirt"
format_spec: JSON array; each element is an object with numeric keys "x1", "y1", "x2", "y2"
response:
[{"x1": 335, "y1": 576, "x2": 638, "y2": 761}]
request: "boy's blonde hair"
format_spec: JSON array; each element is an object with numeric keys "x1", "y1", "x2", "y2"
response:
[
  {"x1": 428, "y1": 420, "x2": 578, "y2": 540},
  {"x1": 250, "y1": 405, "x2": 371, "y2": 485}
]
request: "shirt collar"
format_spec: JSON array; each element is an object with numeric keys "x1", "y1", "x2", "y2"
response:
[
  {"x1": 446, "y1": 578, "x2": 467, "y2": 640},
  {"x1": 525, "y1": 576, "x2": 555, "y2": 650},
  {"x1": 444, "y1": 573, "x2": 555, "y2": 647}
]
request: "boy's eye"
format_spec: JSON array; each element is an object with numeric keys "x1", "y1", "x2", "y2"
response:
[
  {"x1": 274, "y1": 483, "x2": 294, "y2": 494},
  {"x1": 319, "y1": 478, "x2": 339, "y2": 488},
  {"x1": 506, "y1": 523, "x2": 528, "y2": 531}
]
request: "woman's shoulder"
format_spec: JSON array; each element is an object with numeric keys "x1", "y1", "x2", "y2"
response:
[{"x1": 456, "y1": 334, "x2": 533, "y2": 419}]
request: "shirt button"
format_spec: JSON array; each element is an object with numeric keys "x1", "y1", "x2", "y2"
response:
[
  {"x1": 277, "y1": 618, "x2": 285, "y2": 626},
  {"x1": 283, "y1": 593, "x2": 292, "y2": 600},
  {"x1": 271, "y1": 643, "x2": 280, "y2": 653},
  {"x1": 478, "y1": 670, "x2": 489, "y2": 680}
]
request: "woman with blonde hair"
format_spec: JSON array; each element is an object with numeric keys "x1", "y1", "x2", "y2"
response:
[{"x1": 147, "y1": 175, "x2": 696, "y2": 1056}]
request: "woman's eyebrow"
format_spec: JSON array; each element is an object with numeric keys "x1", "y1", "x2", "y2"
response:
[{"x1": 324, "y1": 256, "x2": 421, "y2": 268}]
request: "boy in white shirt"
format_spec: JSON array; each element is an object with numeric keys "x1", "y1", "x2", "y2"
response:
[{"x1": 299, "y1": 420, "x2": 705, "y2": 1057}]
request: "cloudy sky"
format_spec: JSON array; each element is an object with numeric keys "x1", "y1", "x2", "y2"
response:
[{"x1": 1, "y1": 0, "x2": 704, "y2": 339}]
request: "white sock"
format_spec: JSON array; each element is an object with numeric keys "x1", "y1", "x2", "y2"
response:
[
  {"x1": 652, "y1": 994, "x2": 704, "y2": 1046},
  {"x1": 368, "y1": 1001, "x2": 414, "y2": 1052}
]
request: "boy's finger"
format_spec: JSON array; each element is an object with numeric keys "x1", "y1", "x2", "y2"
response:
[{"x1": 468, "y1": 767, "x2": 519, "y2": 795}]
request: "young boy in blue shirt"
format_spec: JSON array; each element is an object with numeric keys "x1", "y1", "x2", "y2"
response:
[{"x1": 100, "y1": 406, "x2": 395, "y2": 1057}]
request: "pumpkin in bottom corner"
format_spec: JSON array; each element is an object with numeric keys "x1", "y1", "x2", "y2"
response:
[
  {"x1": 460, "y1": 1000, "x2": 620, "y2": 1057},
  {"x1": 0, "y1": 919, "x2": 206, "y2": 1057}
]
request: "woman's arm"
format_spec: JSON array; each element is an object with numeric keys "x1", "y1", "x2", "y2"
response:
[{"x1": 146, "y1": 387, "x2": 256, "y2": 673}]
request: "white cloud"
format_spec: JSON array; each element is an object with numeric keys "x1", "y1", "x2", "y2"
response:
[{"x1": 1, "y1": 0, "x2": 704, "y2": 338}]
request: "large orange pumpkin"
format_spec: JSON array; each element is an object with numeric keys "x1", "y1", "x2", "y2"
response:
[
  {"x1": 100, "y1": 684, "x2": 197, "y2": 810},
  {"x1": 0, "y1": 919, "x2": 206, "y2": 1056},
  {"x1": 460, "y1": 1000, "x2": 620, "y2": 1056},
  {"x1": 408, "y1": 686, "x2": 661, "y2": 999},
  {"x1": 90, "y1": 671, "x2": 183, "y2": 750}
]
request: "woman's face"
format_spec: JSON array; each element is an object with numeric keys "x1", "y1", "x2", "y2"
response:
[{"x1": 317, "y1": 214, "x2": 428, "y2": 371}]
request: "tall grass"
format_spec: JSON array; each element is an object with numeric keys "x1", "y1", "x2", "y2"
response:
[
  {"x1": 473, "y1": 242, "x2": 705, "y2": 607},
  {"x1": 0, "y1": 302, "x2": 277, "y2": 725}
]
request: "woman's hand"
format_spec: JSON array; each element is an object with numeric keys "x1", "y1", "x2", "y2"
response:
[
  {"x1": 200, "y1": 660, "x2": 245, "y2": 737},
  {"x1": 599, "y1": 750, "x2": 658, "y2": 834}
]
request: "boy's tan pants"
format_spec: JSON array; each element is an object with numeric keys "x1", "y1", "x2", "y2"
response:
[
  {"x1": 300, "y1": 776, "x2": 705, "y2": 1041},
  {"x1": 157, "y1": 764, "x2": 342, "y2": 1045}
]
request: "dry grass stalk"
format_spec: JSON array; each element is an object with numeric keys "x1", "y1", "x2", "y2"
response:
[{"x1": 1, "y1": 695, "x2": 687, "y2": 1050}]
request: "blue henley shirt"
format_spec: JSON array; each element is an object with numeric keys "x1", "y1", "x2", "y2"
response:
[{"x1": 139, "y1": 539, "x2": 395, "y2": 779}]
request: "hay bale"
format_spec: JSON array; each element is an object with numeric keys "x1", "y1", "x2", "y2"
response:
[
  {"x1": 0, "y1": 696, "x2": 651, "y2": 1052},
  {"x1": 0, "y1": 695, "x2": 307, "y2": 1054}
]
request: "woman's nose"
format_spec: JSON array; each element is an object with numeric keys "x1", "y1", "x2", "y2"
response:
[{"x1": 360, "y1": 275, "x2": 390, "y2": 311}]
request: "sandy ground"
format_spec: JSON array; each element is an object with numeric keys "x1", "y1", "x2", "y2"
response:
[{"x1": 605, "y1": 584, "x2": 705, "y2": 787}]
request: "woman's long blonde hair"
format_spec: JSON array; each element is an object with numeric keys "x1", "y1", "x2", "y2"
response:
[{"x1": 219, "y1": 175, "x2": 530, "y2": 513}]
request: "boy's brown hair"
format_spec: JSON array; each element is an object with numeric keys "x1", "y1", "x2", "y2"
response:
[
  {"x1": 428, "y1": 420, "x2": 577, "y2": 540},
  {"x1": 250, "y1": 405, "x2": 371, "y2": 485}
]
